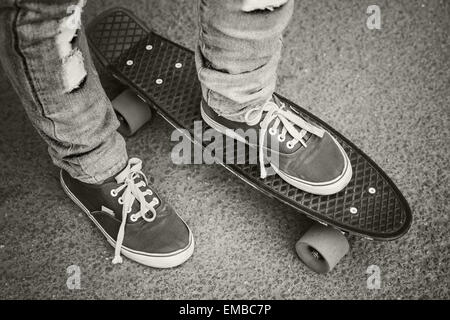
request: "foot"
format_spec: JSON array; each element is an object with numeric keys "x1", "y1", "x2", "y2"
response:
[
  {"x1": 60, "y1": 158, "x2": 194, "y2": 268},
  {"x1": 201, "y1": 96, "x2": 352, "y2": 195}
]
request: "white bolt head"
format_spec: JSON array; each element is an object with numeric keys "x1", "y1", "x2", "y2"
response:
[
  {"x1": 175, "y1": 63, "x2": 182, "y2": 68},
  {"x1": 146, "y1": 45, "x2": 153, "y2": 50},
  {"x1": 350, "y1": 207, "x2": 358, "y2": 214},
  {"x1": 156, "y1": 78, "x2": 163, "y2": 85},
  {"x1": 368, "y1": 187, "x2": 376, "y2": 194},
  {"x1": 126, "y1": 60, "x2": 133, "y2": 66}
]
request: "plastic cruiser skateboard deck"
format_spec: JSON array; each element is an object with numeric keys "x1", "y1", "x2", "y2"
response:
[{"x1": 87, "y1": 8, "x2": 412, "y2": 273}]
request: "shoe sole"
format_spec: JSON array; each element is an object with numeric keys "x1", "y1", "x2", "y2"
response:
[
  {"x1": 60, "y1": 171, "x2": 195, "y2": 268},
  {"x1": 201, "y1": 101, "x2": 352, "y2": 195}
]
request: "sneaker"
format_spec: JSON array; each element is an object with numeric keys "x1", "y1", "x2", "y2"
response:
[
  {"x1": 201, "y1": 96, "x2": 352, "y2": 195},
  {"x1": 60, "y1": 158, "x2": 194, "y2": 268}
]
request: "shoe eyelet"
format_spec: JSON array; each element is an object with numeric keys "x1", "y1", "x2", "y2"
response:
[
  {"x1": 269, "y1": 128, "x2": 277, "y2": 136},
  {"x1": 287, "y1": 141, "x2": 295, "y2": 149},
  {"x1": 110, "y1": 190, "x2": 117, "y2": 197},
  {"x1": 143, "y1": 211, "x2": 156, "y2": 222},
  {"x1": 153, "y1": 198, "x2": 159, "y2": 205},
  {"x1": 118, "y1": 197, "x2": 124, "y2": 205},
  {"x1": 147, "y1": 189, "x2": 153, "y2": 196},
  {"x1": 130, "y1": 214, "x2": 138, "y2": 222},
  {"x1": 127, "y1": 207, "x2": 132, "y2": 214},
  {"x1": 278, "y1": 135, "x2": 286, "y2": 142}
]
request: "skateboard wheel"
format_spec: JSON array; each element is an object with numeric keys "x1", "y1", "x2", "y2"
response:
[
  {"x1": 112, "y1": 89, "x2": 152, "y2": 137},
  {"x1": 295, "y1": 223, "x2": 349, "y2": 274}
]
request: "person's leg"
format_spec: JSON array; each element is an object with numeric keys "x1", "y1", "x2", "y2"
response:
[
  {"x1": 197, "y1": 0, "x2": 353, "y2": 195},
  {"x1": 196, "y1": 0, "x2": 294, "y2": 122},
  {"x1": 0, "y1": 0, "x2": 127, "y2": 184},
  {"x1": 0, "y1": 0, "x2": 194, "y2": 267}
]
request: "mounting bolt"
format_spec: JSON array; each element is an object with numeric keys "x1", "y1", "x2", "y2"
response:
[
  {"x1": 156, "y1": 78, "x2": 163, "y2": 85},
  {"x1": 175, "y1": 62, "x2": 182, "y2": 68},
  {"x1": 146, "y1": 45, "x2": 153, "y2": 51},
  {"x1": 368, "y1": 187, "x2": 376, "y2": 194},
  {"x1": 126, "y1": 60, "x2": 133, "y2": 66},
  {"x1": 350, "y1": 207, "x2": 358, "y2": 215}
]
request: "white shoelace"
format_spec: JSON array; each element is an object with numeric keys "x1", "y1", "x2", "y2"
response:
[
  {"x1": 235, "y1": 99, "x2": 325, "y2": 178},
  {"x1": 110, "y1": 158, "x2": 159, "y2": 264}
]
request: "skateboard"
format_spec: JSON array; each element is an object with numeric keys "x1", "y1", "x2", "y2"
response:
[{"x1": 87, "y1": 8, "x2": 412, "y2": 274}]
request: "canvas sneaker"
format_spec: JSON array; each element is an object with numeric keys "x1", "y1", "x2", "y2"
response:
[
  {"x1": 60, "y1": 158, "x2": 194, "y2": 268},
  {"x1": 201, "y1": 95, "x2": 352, "y2": 195}
]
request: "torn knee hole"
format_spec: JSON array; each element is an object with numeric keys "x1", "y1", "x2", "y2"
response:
[
  {"x1": 57, "y1": 1, "x2": 87, "y2": 93},
  {"x1": 58, "y1": 42, "x2": 87, "y2": 93},
  {"x1": 61, "y1": 49, "x2": 87, "y2": 93}
]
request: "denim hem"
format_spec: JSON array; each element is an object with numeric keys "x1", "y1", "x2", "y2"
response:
[{"x1": 75, "y1": 152, "x2": 128, "y2": 184}]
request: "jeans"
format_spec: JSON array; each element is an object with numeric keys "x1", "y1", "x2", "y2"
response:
[
  {"x1": 196, "y1": 0, "x2": 293, "y2": 121},
  {"x1": 0, "y1": 0, "x2": 293, "y2": 183},
  {"x1": 0, "y1": 0, "x2": 128, "y2": 184}
]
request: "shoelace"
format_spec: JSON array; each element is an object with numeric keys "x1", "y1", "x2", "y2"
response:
[
  {"x1": 232, "y1": 99, "x2": 325, "y2": 179},
  {"x1": 110, "y1": 158, "x2": 159, "y2": 264}
]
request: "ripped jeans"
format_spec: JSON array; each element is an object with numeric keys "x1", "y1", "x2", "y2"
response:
[
  {"x1": 0, "y1": 0, "x2": 293, "y2": 184},
  {"x1": 0, "y1": 0, "x2": 127, "y2": 184}
]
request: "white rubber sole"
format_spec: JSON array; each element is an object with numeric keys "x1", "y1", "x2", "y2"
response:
[
  {"x1": 60, "y1": 172, "x2": 194, "y2": 268},
  {"x1": 201, "y1": 102, "x2": 352, "y2": 195}
]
